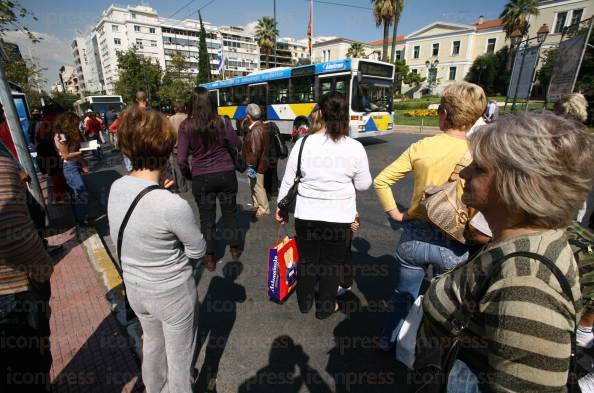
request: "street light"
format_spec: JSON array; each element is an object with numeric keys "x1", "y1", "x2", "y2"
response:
[
  {"x1": 510, "y1": 28, "x2": 523, "y2": 48},
  {"x1": 425, "y1": 59, "x2": 439, "y2": 92},
  {"x1": 537, "y1": 23, "x2": 550, "y2": 44}
]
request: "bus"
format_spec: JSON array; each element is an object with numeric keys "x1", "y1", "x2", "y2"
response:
[
  {"x1": 201, "y1": 58, "x2": 395, "y2": 139},
  {"x1": 73, "y1": 95, "x2": 125, "y2": 117}
]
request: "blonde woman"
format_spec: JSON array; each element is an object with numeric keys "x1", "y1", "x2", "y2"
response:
[
  {"x1": 374, "y1": 82, "x2": 487, "y2": 350},
  {"x1": 554, "y1": 92, "x2": 588, "y2": 123}
]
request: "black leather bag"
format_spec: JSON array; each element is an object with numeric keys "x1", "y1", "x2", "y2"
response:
[
  {"x1": 224, "y1": 138, "x2": 247, "y2": 173},
  {"x1": 277, "y1": 135, "x2": 309, "y2": 215}
]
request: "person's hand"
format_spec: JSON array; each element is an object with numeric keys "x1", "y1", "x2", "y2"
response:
[
  {"x1": 81, "y1": 165, "x2": 90, "y2": 174},
  {"x1": 351, "y1": 219, "x2": 360, "y2": 232},
  {"x1": 246, "y1": 167, "x2": 257, "y2": 179},
  {"x1": 163, "y1": 178, "x2": 175, "y2": 189},
  {"x1": 388, "y1": 208, "x2": 410, "y2": 222},
  {"x1": 19, "y1": 170, "x2": 31, "y2": 183},
  {"x1": 276, "y1": 208, "x2": 288, "y2": 224}
]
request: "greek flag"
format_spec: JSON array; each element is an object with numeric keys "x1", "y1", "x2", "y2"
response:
[{"x1": 217, "y1": 46, "x2": 223, "y2": 73}]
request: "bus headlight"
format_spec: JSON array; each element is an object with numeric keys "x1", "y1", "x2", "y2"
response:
[{"x1": 358, "y1": 125, "x2": 366, "y2": 130}]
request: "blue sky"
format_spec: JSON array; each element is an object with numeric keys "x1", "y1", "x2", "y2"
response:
[{"x1": 14, "y1": 0, "x2": 508, "y2": 85}]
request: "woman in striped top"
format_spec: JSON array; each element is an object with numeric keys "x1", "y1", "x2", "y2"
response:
[{"x1": 418, "y1": 113, "x2": 594, "y2": 392}]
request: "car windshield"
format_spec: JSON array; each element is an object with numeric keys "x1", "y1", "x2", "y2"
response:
[{"x1": 354, "y1": 84, "x2": 392, "y2": 113}]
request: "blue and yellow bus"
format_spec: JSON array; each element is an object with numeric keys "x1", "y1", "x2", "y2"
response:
[{"x1": 201, "y1": 58, "x2": 395, "y2": 139}]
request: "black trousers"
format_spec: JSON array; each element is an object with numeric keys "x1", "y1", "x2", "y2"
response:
[
  {"x1": 192, "y1": 170, "x2": 241, "y2": 255},
  {"x1": 295, "y1": 218, "x2": 350, "y2": 319},
  {"x1": 264, "y1": 165, "x2": 278, "y2": 199}
]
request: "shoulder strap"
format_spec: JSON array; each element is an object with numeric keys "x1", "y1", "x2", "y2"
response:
[
  {"x1": 117, "y1": 185, "x2": 162, "y2": 261},
  {"x1": 295, "y1": 134, "x2": 310, "y2": 178}
]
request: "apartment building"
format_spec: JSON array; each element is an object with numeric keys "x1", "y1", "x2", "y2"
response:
[
  {"x1": 58, "y1": 65, "x2": 80, "y2": 95},
  {"x1": 260, "y1": 37, "x2": 309, "y2": 69},
  {"x1": 220, "y1": 25, "x2": 260, "y2": 77}
]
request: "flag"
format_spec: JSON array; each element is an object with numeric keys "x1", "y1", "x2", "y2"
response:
[
  {"x1": 307, "y1": 0, "x2": 313, "y2": 57},
  {"x1": 217, "y1": 46, "x2": 223, "y2": 73}
]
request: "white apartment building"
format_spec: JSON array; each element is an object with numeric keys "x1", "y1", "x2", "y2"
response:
[
  {"x1": 219, "y1": 25, "x2": 260, "y2": 77},
  {"x1": 71, "y1": 37, "x2": 103, "y2": 94},
  {"x1": 261, "y1": 37, "x2": 309, "y2": 69}
]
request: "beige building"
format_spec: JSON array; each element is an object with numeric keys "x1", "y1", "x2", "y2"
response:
[
  {"x1": 527, "y1": 0, "x2": 593, "y2": 49},
  {"x1": 312, "y1": 38, "x2": 380, "y2": 63},
  {"x1": 58, "y1": 65, "x2": 80, "y2": 95},
  {"x1": 369, "y1": 16, "x2": 506, "y2": 94}
]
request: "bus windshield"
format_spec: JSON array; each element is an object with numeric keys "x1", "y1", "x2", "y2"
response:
[
  {"x1": 353, "y1": 79, "x2": 393, "y2": 113},
  {"x1": 90, "y1": 102, "x2": 124, "y2": 114}
]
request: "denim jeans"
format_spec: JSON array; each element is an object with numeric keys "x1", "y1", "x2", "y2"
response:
[
  {"x1": 447, "y1": 360, "x2": 481, "y2": 393},
  {"x1": 381, "y1": 219, "x2": 469, "y2": 350},
  {"x1": 62, "y1": 161, "x2": 88, "y2": 222}
]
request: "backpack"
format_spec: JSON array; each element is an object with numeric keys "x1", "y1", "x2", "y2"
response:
[{"x1": 266, "y1": 121, "x2": 288, "y2": 160}]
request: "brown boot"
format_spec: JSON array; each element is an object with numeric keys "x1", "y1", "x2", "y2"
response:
[
  {"x1": 230, "y1": 246, "x2": 242, "y2": 261},
  {"x1": 204, "y1": 255, "x2": 216, "y2": 271}
]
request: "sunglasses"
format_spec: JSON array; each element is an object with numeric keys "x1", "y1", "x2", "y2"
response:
[{"x1": 437, "y1": 104, "x2": 445, "y2": 114}]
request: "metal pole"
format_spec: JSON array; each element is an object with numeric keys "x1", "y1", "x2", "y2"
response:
[
  {"x1": 273, "y1": 0, "x2": 277, "y2": 68},
  {"x1": 511, "y1": 41, "x2": 528, "y2": 112},
  {"x1": 0, "y1": 48, "x2": 45, "y2": 209},
  {"x1": 525, "y1": 43, "x2": 543, "y2": 112}
]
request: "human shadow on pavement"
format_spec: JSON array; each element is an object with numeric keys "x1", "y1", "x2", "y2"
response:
[
  {"x1": 238, "y1": 335, "x2": 332, "y2": 393},
  {"x1": 213, "y1": 206, "x2": 257, "y2": 262},
  {"x1": 195, "y1": 261, "x2": 247, "y2": 392}
]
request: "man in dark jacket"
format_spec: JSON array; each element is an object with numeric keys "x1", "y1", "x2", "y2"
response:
[{"x1": 242, "y1": 104, "x2": 270, "y2": 217}]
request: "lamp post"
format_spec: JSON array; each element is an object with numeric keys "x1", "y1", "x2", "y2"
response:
[
  {"x1": 425, "y1": 59, "x2": 439, "y2": 93},
  {"x1": 510, "y1": 24, "x2": 549, "y2": 112},
  {"x1": 525, "y1": 23, "x2": 549, "y2": 111}
]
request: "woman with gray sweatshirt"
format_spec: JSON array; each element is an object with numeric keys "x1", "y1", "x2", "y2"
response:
[{"x1": 108, "y1": 107, "x2": 206, "y2": 393}]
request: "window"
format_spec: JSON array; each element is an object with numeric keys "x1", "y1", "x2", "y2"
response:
[
  {"x1": 452, "y1": 41, "x2": 460, "y2": 55},
  {"x1": 449, "y1": 66, "x2": 456, "y2": 81},
  {"x1": 554, "y1": 11, "x2": 568, "y2": 33},
  {"x1": 269, "y1": 79, "x2": 289, "y2": 104},
  {"x1": 149, "y1": 27, "x2": 156, "y2": 34},
  {"x1": 219, "y1": 88, "x2": 233, "y2": 106},
  {"x1": 335, "y1": 77, "x2": 350, "y2": 98},
  {"x1": 290, "y1": 76, "x2": 315, "y2": 103},
  {"x1": 395, "y1": 50, "x2": 402, "y2": 60},
  {"x1": 150, "y1": 40, "x2": 157, "y2": 47},
  {"x1": 231, "y1": 86, "x2": 248, "y2": 105},
  {"x1": 320, "y1": 79, "x2": 332, "y2": 96},
  {"x1": 248, "y1": 84, "x2": 267, "y2": 105},
  {"x1": 432, "y1": 43, "x2": 439, "y2": 56},
  {"x1": 112, "y1": 25, "x2": 119, "y2": 32},
  {"x1": 136, "y1": 38, "x2": 143, "y2": 48},
  {"x1": 413, "y1": 46, "x2": 420, "y2": 59},
  {"x1": 134, "y1": 25, "x2": 141, "y2": 32},
  {"x1": 571, "y1": 9, "x2": 583, "y2": 26},
  {"x1": 114, "y1": 38, "x2": 121, "y2": 45},
  {"x1": 486, "y1": 38, "x2": 496, "y2": 54},
  {"x1": 411, "y1": 69, "x2": 418, "y2": 74}
]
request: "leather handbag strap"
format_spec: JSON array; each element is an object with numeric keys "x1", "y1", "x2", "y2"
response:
[
  {"x1": 116, "y1": 185, "x2": 162, "y2": 262},
  {"x1": 295, "y1": 134, "x2": 310, "y2": 179}
]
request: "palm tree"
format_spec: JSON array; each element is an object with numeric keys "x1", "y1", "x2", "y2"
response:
[
  {"x1": 500, "y1": 0, "x2": 540, "y2": 70},
  {"x1": 255, "y1": 16, "x2": 279, "y2": 69},
  {"x1": 390, "y1": 0, "x2": 404, "y2": 63},
  {"x1": 346, "y1": 42, "x2": 366, "y2": 58},
  {"x1": 371, "y1": 0, "x2": 396, "y2": 62}
]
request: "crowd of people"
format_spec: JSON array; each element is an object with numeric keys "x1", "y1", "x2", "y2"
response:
[{"x1": 1, "y1": 81, "x2": 594, "y2": 393}]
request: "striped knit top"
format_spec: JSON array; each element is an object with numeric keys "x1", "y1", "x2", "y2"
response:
[
  {"x1": 0, "y1": 151, "x2": 53, "y2": 295},
  {"x1": 420, "y1": 229, "x2": 581, "y2": 392}
]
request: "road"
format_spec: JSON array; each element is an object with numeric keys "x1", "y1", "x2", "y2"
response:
[{"x1": 78, "y1": 131, "x2": 594, "y2": 393}]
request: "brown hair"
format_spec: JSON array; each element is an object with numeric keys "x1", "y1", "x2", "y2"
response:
[
  {"x1": 440, "y1": 82, "x2": 487, "y2": 131},
  {"x1": 319, "y1": 92, "x2": 349, "y2": 142},
  {"x1": 186, "y1": 86, "x2": 224, "y2": 148},
  {"x1": 53, "y1": 112, "x2": 81, "y2": 151},
  {"x1": 117, "y1": 106, "x2": 176, "y2": 170}
]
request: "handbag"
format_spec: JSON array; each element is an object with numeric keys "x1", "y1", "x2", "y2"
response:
[
  {"x1": 267, "y1": 224, "x2": 300, "y2": 303},
  {"x1": 114, "y1": 184, "x2": 162, "y2": 321},
  {"x1": 224, "y1": 138, "x2": 246, "y2": 173},
  {"x1": 414, "y1": 251, "x2": 581, "y2": 393},
  {"x1": 396, "y1": 295, "x2": 424, "y2": 369},
  {"x1": 277, "y1": 135, "x2": 310, "y2": 215},
  {"x1": 419, "y1": 150, "x2": 472, "y2": 244}
]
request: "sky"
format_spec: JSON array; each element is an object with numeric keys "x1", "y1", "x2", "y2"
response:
[{"x1": 11, "y1": 0, "x2": 509, "y2": 87}]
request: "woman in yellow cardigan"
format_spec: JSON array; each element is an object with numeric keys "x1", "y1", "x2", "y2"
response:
[{"x1": 374, "y1": 82, "x2": 487, "y2": 351}]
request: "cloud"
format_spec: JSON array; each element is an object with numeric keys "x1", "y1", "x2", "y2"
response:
[
  {"x1": 2, "y1": 30, "x2": 72, "y2": 89},
  {"x1": 244, "y1": 21, "x2": 259, "y2": 35}
]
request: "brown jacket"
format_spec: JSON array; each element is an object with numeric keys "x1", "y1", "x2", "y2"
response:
[{"x1": 242, "y1": 121, "x2": 270, "y2": 174}]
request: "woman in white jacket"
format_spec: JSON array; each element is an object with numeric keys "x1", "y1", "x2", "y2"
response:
[{"x1": 276, "y1": 92, "x2": 372, "y2": 319}]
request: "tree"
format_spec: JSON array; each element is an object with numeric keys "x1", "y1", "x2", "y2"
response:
[
  {"x1": 465, "y1": 47, "x2": 510, "y2": 95},
  {"x1": 114, "y1": 46, "x2": 162, "y2": 106},
  {"x1": 346, "y1": 43, "x2": 366, "y2": 58},
  {"x1": 371, "y1": 0, "x2": 396, "y2": 62},
  {"x1": 50, "y1": 91, "x2": 79, "y2": 110},
  {"x1": 393, "y1": 59, "x2": 425, "y2": 92},
  {"x1": 160, "y1": 52, "x2": 194, "y2": 108},
  {"x1": 500, "y1": 0, "x2": 539, "y2": 70},
  {"x1": 255, "y1": 16, "x2": 278, "y2": 69},
  {"x1": 4, "y1": 55, "x2": 46, "y2": 107},
  {"x1": 197, "y1": 11, "x2": 211, "y2": 84},
  {"x1": 0, "y1": 0, "x2": 40, "y2": 42},
  {"x1": 390, "y1": 0, "x2": 404, "y2": 63}
]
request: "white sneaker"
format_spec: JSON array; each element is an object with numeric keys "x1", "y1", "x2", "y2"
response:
[{"x1": 337, "y1": 286, "x2": 351, "y2": 297}]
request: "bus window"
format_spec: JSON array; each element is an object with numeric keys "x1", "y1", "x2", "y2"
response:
[
  {"x1": 249, "y1": 84, "x2": 267, "y2": 106},
  {"x1": 232, "y1": 86, "x2": 248, "y2": 105},
  {"x1": 335, "y1": 77, "x2": 350, "y2": 98},
  {"x1": 320, "y1": 79, "x2": 332, "y2": 96},
  {"x1": 290, "y1": 76, "x2": 315, "y2": 104},
  {"x1": 220, "y1": 88, "x2": 233, "y2": 106},
  {"x1": 269, "y1": 80, "x2": 289, "y2": 105},
  {"x1": 208, "y1": 90, "x2": 219, "y2": 106}
]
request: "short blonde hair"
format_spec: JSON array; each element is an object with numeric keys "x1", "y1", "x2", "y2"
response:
[
  {"x1": 441, "y1": 82, "x2": 487, "y2": 131},
  {"x1": 469, "y1": 112, "x2": 594, "y2": 228},
  {"x1": 554, "y1": 93, "x2": 588, "y2": 123},
  {"x1": 118, "y1": 106, "x2": 176, "y2": 170}
]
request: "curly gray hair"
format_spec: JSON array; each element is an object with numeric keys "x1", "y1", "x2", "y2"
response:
[{"x1": 468, "y1": 112, "x2": 594, "y2": 228}]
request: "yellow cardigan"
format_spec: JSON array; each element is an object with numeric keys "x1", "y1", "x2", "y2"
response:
[{"x1": 373, "y1": 133, "x2": 468, "y2": 221}]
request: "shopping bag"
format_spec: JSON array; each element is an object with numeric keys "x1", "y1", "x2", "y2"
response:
[
  {"x1": 268, "y1": 226, "x2": 299, "y2": 303},
  {"x1": 396, "y1": 295, "x2": 424, "y2": 369}
]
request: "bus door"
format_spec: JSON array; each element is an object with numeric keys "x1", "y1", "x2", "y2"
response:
[
  {"x1": 248, "y1": 83, "x2": 267, "y2": 106},
  {"x1": 208, "y1": 89, "x2": 219, "y2": 107},
  {"x1": 317, "y1": 72, "x2": 351, "y2": 103}
]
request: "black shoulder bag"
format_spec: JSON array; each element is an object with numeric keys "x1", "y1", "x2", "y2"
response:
[
  {"x1": 277, "y1": 135, "x2": 309, "y2": 216},
  {"x1": 115, "y1": 184, "x2": 161, "y2": 321},
  {"x1": 221, "y1": 116, "x2": 246, "y2": 173}
]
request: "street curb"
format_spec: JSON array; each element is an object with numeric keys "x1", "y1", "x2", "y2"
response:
[
  {"x1": 77, "y1": 227, "x2": 143, "y2": 360},
  {"x1": 394, "y1": 125, "x2": 440, "y2": 135}
]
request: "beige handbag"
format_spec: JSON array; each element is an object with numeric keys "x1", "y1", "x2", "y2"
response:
[{"x1": 419, "y1": 151, "x2": 472, "y2": 244}]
